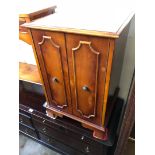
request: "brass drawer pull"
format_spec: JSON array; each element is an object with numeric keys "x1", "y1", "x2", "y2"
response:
[
  {"x1": 43, "y1": 35, "x2": 51, "y2": 40},
  {"x1": 42, "y1": 119, "x2": 46, "y2": 123},
  {"x1": 85, "y1": 146, "x2": 90, "y2": 153}
]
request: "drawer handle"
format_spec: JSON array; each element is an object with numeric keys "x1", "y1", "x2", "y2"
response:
[
  {"x1": 81, "y1": 136, "x2": 85, "y2": 140},
  {"x1": 42, "y1": 119, "x2": 46, "y2": 123},
  {"x1": 82, "y1": 86, "x2": 89, "y2": 91},
  {"x1": 52, "y1": 77, "x2": 59, "y2": 83},
  {"x1": 20, "y1": 119, "x2": 23, "y2": 123},
  {"x1": 25, "y1": 129, "x2": 28, "y2": 134},
  {"x1": 43, "y1": 35, "x2": 51, "y2": 39},
  {"x1": 28, "y1": 108, "x2": 34, "y2": 113},
  {"x1": 42, "y1": 128, "x2": 46, "y2": 133},
  {"x1": 85, "y1": 146, "x2": 90, "y2": 153}
]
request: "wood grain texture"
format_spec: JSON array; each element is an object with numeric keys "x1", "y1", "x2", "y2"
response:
[
  {"x1": 38, "y1": 35, "x2": 67, "y2": 109},
  {"x1": 46, "y1": 105, "x2": 105, "y2": 132},
  {"x1": 25, "y1": 6, "x2": 133, "y2": 138},
  {"x1": 30, "y1": 29, "x2": 72, "y2": 114},
  {"x1": 19, "y1": 31, "x2": 32, "y2": 45},
  {"x1": 72, "y1": 41, "x2": 99, "y2": 119},
  {"x1": 102, "y1": 39, "x2": 115, "y2": 126},
  {"x1": 19, "y1": 62, "x2": 42, "y2": 85},
  {"x1": 66, "y1": 33, "x2": 110, "y2": 125},
  {"x1": 19, "y1": 4, "x2": 56, "y2": 45}
]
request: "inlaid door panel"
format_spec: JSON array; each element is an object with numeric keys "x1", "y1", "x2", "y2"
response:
[
  {"x1": 66, "y1": 34, "x2": 110, "y2": 125},
  {"x1": 30, "y1": 30, "x2": 72, "y2": 113}
]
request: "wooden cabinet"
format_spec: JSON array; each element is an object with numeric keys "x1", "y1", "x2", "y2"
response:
[{"x1": 22, "y1": 7, "x2": 134, "y2": 140}]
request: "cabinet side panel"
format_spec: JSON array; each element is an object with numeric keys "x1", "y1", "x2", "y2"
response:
[
  {"x1": 29, "y1": 29, "x2": 51, "y2": 104},
  {"x1": 102, "y1": 39, "x2": 115, "y2": 126},
  {"x1": 108, "y1": 21, "x2": 131, "y2": 96}
]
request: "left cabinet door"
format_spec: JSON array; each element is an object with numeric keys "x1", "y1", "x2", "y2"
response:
[{"x1": 30, "y1": 29, "x2": 72, "y2": 113}]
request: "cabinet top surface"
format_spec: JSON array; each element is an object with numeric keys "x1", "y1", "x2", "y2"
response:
[
  {"x1": 22, "y1": 0, "x2": 134, "y2": 38},
  {"x1": 18, "y1": 0, "x2": 56, "y2": 16}
]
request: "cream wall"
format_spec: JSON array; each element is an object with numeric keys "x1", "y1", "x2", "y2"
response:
[{"x1": 118, "y1": 16, "x2": 135, "y2": 101}]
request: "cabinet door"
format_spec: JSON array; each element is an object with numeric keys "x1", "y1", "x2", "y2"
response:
[
  {"x1": 66, "y1": 34, "x2": 110, "y2": 125},
  {"x1": 30, "y1": 30, "x2": 72, "y2": 113}
]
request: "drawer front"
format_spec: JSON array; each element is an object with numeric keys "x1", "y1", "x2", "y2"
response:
[
  {"x1": 66, "y1": 34, "x2": 110, "y2": 125},
  {"x1": 33, "y1": 119, "x2": 103, "y2": 154},
  {"x1": 39, "y1": 132, "x2": 82, "y2": 155},
  {"x1": 19, "y1": 123, "x2": 37, "y2": 138},
  {"x1": 31, "y1": 29, "x2": 72, "y2": 113},
  {"x1": 32, "y1": 111, "x2": 105, "y2": 151},
  {"x1": 19, "y1": 113, "x2": 32, "y2": 127}
]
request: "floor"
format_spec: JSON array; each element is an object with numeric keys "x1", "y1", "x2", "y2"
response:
[
  {"x1": 19, "y1": 134, "x2": 135, "y2": 155},
  {"x1": 19, "y1": 134, "x2": 60, "y2": 155}
]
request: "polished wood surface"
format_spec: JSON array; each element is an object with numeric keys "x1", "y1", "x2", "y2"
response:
[
  {"x1": 23, "y1": 3, "x2": 134, "y2": 139},
  {"x1": 28, "y1": 28, "x2": 119, "y2": 139},
  {"x1": 19, "y1": 32, "x2": 32, "y2": 45},
  {"x1": 102, "y1": 39, "x2": 115, "y2": 125},
  {"x1": 19, "y1": 62, "x2": 42, "y2": 85},
  {"x1": 30, "y1": 30, "x2": 72, "y2": 114},
  {"x1": 66, "y1": 34, "x2": 110, "y2": 125},
  {"x1": 19, "y1": 0, "x2": 56, "y2": 44},
  {"x1": 28, "y1": 25, "x2": 131, "y2": 139}
]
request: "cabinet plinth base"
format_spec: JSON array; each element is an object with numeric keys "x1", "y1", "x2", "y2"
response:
[
  {"x1": 93, "y1": 129, "x2": 108, "y2": 141},
  {"x1": 45, "y1": 103, "x2": 108, "y2": 140},
  {"x1": 82, "y1": 123, "x2": 108, "y2": 140},
  {"x1": 46, "y1": 109, "x2": 63, "y2": 119}
]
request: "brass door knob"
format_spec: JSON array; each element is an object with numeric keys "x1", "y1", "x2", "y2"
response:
[
  {"x1": 52, "y1": 77, "x2": 58, "y2": 83},
  {"x1": 82, "y1": 86, "x2": 89, "y2": 91}
]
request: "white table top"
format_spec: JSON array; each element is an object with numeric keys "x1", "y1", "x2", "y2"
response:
[
  {"x1": 18, "y1": 0, "x2": 57, "y2": 15},
  {"x1": 22, "y1": 0, "x2": 134, "y2": 38}
]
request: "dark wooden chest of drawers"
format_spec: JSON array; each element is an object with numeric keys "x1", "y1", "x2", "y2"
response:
[{"x1": 19, "y1": 96, "x2": 123, "y2": 155}]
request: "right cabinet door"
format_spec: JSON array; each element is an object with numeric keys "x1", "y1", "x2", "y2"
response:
[{"x1": 66, "y1": 34, "x2": 110, "y2": 125}]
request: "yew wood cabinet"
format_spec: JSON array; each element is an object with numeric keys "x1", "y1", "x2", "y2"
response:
[{"x1": 22, "y1": 10, "x2": 134, "y2": 140}]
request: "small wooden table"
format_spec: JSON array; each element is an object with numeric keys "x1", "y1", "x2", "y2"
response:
[
  {"x1": 19, "y1": 0, "x2": 56, "y2": 84},
  {"x1": 19, "y1": 0, "x2": 56, "y2": 44}
]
